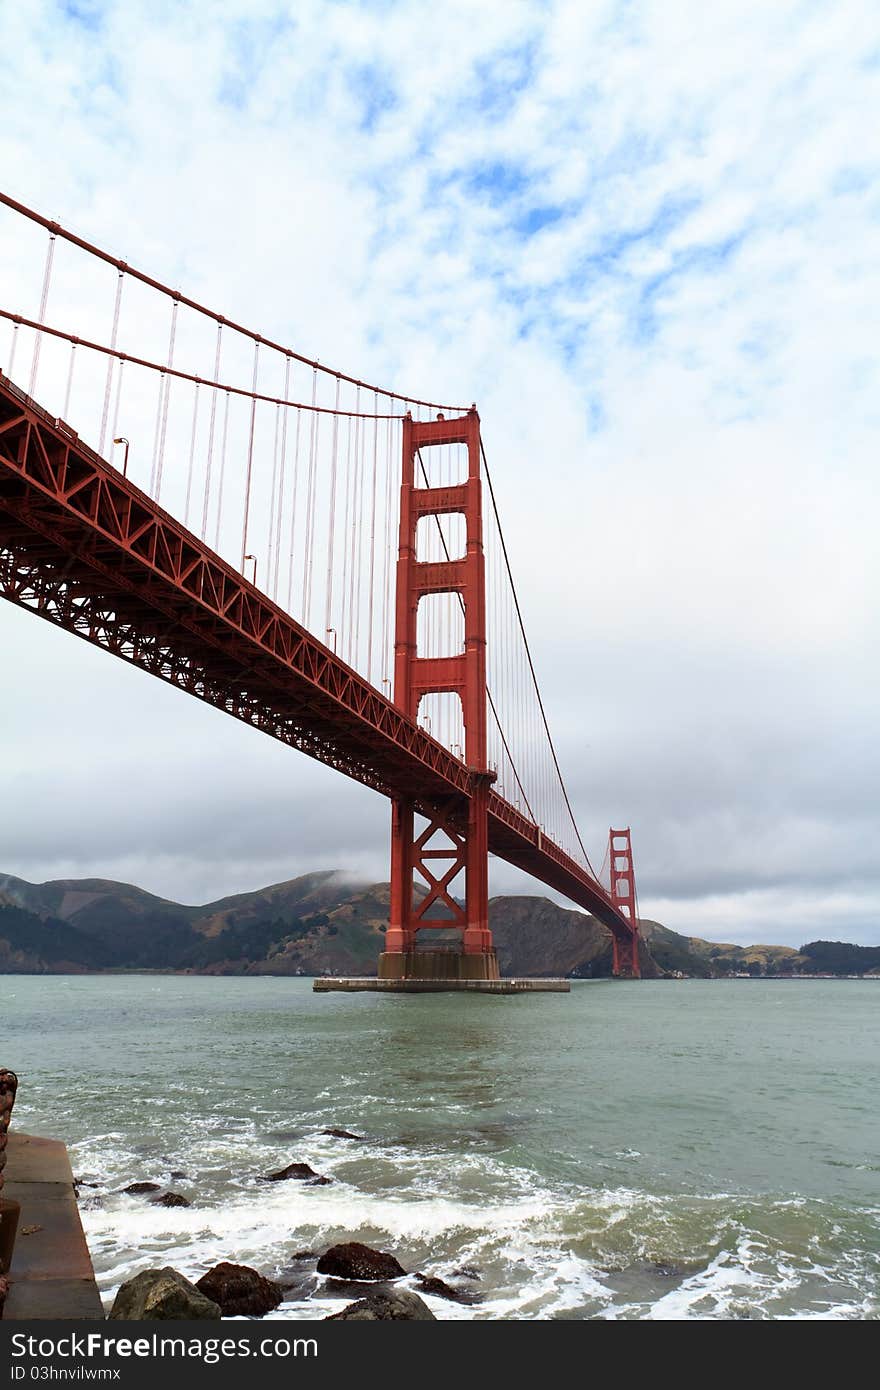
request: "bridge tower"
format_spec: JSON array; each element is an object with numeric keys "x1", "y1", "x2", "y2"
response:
[
  {"x1": 609, "y1": 827, "x2": 641, "y2": 977},
  {"x1": 380, "y1": 408, "x2": 498, "y2": 983}
]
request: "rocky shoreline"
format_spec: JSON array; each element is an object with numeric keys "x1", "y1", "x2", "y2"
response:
[
  {"x1": 79, "y1": 1127, "x2": 484, "y2": 1321},
  {"x1": 109, "y1": 1240, "x2": 479, "y2": 1321}
]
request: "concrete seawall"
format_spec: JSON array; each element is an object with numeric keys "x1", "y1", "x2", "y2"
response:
[{"x1": 2, "y1": 1133, "x2": 103, "y2": 1320}]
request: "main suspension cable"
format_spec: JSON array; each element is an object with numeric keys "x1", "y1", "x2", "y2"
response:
[
  {"x1": 480, "y1": 439, "x2": 598, "y2": 879},
  {"x1": 0, "y1": 309, "x2": 409, "y2": 420},
  {"x1": 0, "y1": 189, "x2": 467, "y2": 414},
  {"x1": 414, "y1": 447, "x2": 536, "y2": 823}
]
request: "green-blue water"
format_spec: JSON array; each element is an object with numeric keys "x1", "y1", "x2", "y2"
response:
[{"x1": 5, "y1": 976, "x2": 879, "y2": 1319}]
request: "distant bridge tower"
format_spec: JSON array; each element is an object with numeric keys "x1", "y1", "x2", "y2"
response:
[
  {"x1": 609, "y1": 827, "x2": 641, "y2": 977},
  {"x1": 381, "y1": 408, "x2": 498, "y2": 983}
]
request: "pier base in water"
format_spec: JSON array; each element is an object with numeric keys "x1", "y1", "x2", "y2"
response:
[
  {"x1": 313, "y1": 977, "x2": 569, "y2": 993},
  {"x1": 378, "y1": 948, "x2": 501, "y2": 982},
  {"x1": 315, "y1": 951, "x2": 568, "y2": 993}
]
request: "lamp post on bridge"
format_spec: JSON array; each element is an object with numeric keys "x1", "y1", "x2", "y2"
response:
[{"x1": 113, "y1": 437, "x2": 130, "y2": 477}]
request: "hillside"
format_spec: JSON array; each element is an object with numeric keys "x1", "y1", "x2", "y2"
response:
[
  {"x1": 638, "y1": 920, "x2": 803, "y2": 977},
  {"x1": 0, "y1": 869, "x2": 655, "y2": 976},
  {"x1": 0, "y1": 869, "x2": 368, "y2": 972},
  {"x1": 0, "y1": 870, "x2": 875, "y2": 977},
  {"x1": 638, "y1": 920, "x2": 880, "y2": 978}
]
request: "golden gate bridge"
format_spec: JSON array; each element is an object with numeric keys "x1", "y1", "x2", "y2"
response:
[{"x1": 0, "y1": 190, "x2": 642, "y2": 981}]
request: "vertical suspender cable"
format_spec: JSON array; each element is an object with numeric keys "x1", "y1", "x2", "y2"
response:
[
  {"x1": 201, "y1": 322, "x2": 224, "y2": 540},
  {"x1": 302, "y1": 368, "x2": 318, "y2": 627},
  {"x1": 7, "y1": 321, "x2": 20, "y2": 379},
  {"x1": 366, "y1": 391, "x2": 379, "y2": 683},
  {"x1": 214, "y1": 388, "x2": 231, "y2": 552},
  {"x1": 267, "y1": 402, "x2": 281, "y2": 588},
  {"x1": 380, "y1": 408, "x2": 394, "y2": 685},
  {"x1": 110, "y1": 358, "x2": 125, "y2": 451},
  {"x1": 98, "y1": 269, "x2": 125, "y2": 456},
  {"x1": 286, "y1": 407, "x2": 303, "y2": 616},
  {"x1": 324, "y1": 375, "x2": 341, "y2": 638},
  {"x1": 302, "y1": 370, "x2": 315, "y2": 621},
  {"x1": 350, "y1": 392, "x2": 362, "y2": 668},
  {"x1": 28, "y1": 230, "x2": 56, "y2": 397},
  {"x1": 62, "y1": 341, "x2": 77, "y2": 420},
  {"x1": 272, "y1": 355, "x2": 291, "y2": 600},
  {"x1": 150, "y1": 370, "x2": 164, "y2": 495},
  {"x1": 340, "y1": 411, "x2": 354, "y2": 658},
  {"x1": 310, "y1": 402, "x2": 321, "y2": 623},
  {"x1": 240, "y1": 339, "x2": 260, "y2": 571},
  {"x1": 184, "y1": 382, "x2": 200, "y2": 527},
  {"x1": 154, "y1": 298, "x2": 179, "y2": 500}
]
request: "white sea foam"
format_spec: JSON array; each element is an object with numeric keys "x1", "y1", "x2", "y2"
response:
[{"x1": 76, "y1": 1159, "x2": 879, "y2": 1320}]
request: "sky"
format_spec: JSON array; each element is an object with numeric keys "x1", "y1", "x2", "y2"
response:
[{"x1": 0, "y1": 0, "x2": 877, "y2": 946}]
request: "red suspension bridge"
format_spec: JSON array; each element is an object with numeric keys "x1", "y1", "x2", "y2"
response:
[{"x1": 0, "y1": 191, "x2": 643, "y2": 980}]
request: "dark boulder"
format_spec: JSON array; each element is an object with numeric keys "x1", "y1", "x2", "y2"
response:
[
  {"x1": 414, "y1": 1272, "x2": 482, "y2": 1305},
  {"x1": 308, "y1": 1176, "x2": 333, "y2": 1186},
  {"x1": 170, "y1": 1170, "x2": 189, "y2": 1181},
  {"x1": 109, "y1": 1268, "x2": 220, "y2": 1320},
  {"x1": 150, "y1": 1192, "x2": 191, "y2": 1208},
  {"x1": 261, "y1": 1162, "x2": 318, "y2": 1182},
  {"x1": 321, "y1": 1129, "x2": 364, "y2": 1141},
  {"x1": 196, "y1": 1261, "x2": 284, "y2": 1317},
  {"x1": 317, "y1": 1242, "x2": 406, "y2": 1281},
  {"x1": 123, "y1": 1182, "x2": 161, "y2": 1195},
  {"x1": 327, "y1": 1289, "x2": 435, "y2": 1320}
]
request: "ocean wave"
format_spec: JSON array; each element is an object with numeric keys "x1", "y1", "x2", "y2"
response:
[{"x1": 73, "y1": 1152, "x2": 880, "y2": 1320}]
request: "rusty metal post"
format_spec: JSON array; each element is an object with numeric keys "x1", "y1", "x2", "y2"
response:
[{"x1": 0, "y1": 1069, "x2": 20, "y2": 1276}]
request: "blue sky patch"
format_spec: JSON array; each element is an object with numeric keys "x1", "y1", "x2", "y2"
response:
[
  {"x1": 60, "y1": 0, "x2": 103, "y2": 29},
  {"x1": 471, "y1": 40, "x2": 539, "y2": 119},
  {"x1": 515, "y1": 204, "x2": 566, "y2": 236},
  {"x1": 218, "y1": 12, "x2": 295, "y2": 111},
  {"x1": 348, "y1": 63, "x2": 397, "y2": 132},
  {"x1": 466, "y1": 161, "x2": 530, "y2": 204}
]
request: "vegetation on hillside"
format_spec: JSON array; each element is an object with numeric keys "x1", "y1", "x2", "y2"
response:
[
  {"x1": 0, "y1": 871, "x2": 875, "y2": 978},
  {"x1": 797, "y1": 940, "x2": 880, "y2": 975}
]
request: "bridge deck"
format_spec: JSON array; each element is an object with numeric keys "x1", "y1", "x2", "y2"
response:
[{"x1": 0, "y1": 372, "x2": 637, "y2": 950}]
